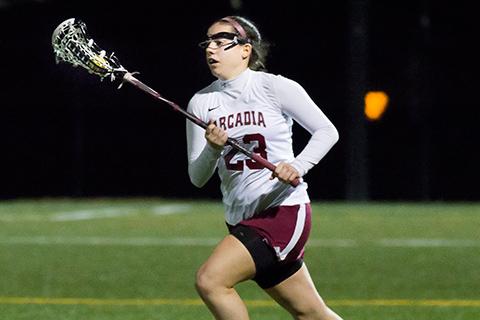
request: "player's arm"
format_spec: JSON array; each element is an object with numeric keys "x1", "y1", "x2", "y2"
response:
[
  {"x1": 273, "y1": 76, "x2": 339, "y2": 177},
  {"x1": 186, "y1": 100, "x2": 224, "y2": 188}
]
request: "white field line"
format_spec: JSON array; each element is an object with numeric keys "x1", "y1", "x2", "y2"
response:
[
  {"x1": 0, "y1": 204, "x2": 193, "y2": 222},
  {"x1": 378, "y1": 238, "x2": 480, "y2": 247},
  {"x1": 0, "y1": 214, "x2": 44, "y2": 222},
  {"x1": 151, "y1": 204, "x2": 192, "y2": 215},
  {"x1": 50, "y1": 208, "x2": 137, "y2": 221},
  {"x1": 0, "y1": 236, "x2": 219, "y2": 246},
  {"x1": 308, "y1": 239, "x2": 359, "y2": 247},
  {"x1": 0, "y1": 236, "x2": 480, "y2": 248}
]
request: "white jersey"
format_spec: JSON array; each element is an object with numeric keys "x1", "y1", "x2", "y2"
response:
[{"x1": 186, "y1": 68, "x2": 338, "y2": 225}]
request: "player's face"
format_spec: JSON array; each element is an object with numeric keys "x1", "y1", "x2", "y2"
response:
[{"x1": 203, "y1": 22, "x2": 251, "y2": 80}]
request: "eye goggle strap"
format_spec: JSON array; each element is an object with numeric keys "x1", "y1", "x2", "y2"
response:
[{"x1": 223, "y1": 36, "x2": 240, "y2": 51}]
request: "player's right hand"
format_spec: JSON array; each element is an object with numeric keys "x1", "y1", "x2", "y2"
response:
[{"x1": 205, "y1": 121, "x2": 228, "y2": 150}]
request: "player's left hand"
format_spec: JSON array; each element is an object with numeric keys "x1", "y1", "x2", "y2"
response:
[{"x1": 270, "y1": 162, "x2": 300, "y2": 184}]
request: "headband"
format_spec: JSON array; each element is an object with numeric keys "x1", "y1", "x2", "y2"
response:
[{"x1": 220, "y1": 16, "x2": 248, "y2": 40}]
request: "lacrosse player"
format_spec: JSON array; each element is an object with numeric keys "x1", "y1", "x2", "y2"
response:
[{"x1": 187, "y1": 16, "x2": 342, "y2": 320}]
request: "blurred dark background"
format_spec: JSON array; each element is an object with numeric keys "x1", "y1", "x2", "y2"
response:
[{"x1": 0, "y1": 0, "x2": 478, "y2": 201}]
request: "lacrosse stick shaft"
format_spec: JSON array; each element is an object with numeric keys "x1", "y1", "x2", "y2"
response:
[{"x1": 122, "y1": 73, "x2": 300, "y2": 187}]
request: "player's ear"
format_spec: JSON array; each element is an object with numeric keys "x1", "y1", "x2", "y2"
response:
[{"x1": 241, "y1": 43, "x2": 252, "y2": 60}]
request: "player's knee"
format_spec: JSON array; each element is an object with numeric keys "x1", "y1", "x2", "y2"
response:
[{"x1": 195, "y1": 265, "x2": 219, "y2": 297}]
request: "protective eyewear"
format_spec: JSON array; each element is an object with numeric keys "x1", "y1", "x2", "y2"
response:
[{"x1": 198, "y1": 32, "x2": 247, "y2": 50}]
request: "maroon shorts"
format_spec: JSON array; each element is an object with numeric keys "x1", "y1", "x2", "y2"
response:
[
  {"x1": 241, "y1": 203, "x2": 312, "y2": 262},
  {"x1": 228, "y1": 203, "x2": 312, "y2": 288}
]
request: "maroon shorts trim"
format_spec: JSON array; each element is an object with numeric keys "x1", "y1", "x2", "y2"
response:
[{"x1": 239, "y1": 203, "x2": 312, "y2": 262}]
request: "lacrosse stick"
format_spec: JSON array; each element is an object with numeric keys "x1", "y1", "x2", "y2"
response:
[{"x1": 52, "y1": 18, "x2": 300, "y2": 187}]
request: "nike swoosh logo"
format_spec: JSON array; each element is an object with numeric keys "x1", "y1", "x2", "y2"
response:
[{"x1": 208, "y1": 105, "x2": 221, "y2": 112}]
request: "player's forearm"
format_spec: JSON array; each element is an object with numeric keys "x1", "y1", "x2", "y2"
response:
[
  {"x1": 188, "y1": 143, "x2": 222, "y2": 187},
  {"x1": 291, "y1": 125, "x2": 339, "y2": 176}
]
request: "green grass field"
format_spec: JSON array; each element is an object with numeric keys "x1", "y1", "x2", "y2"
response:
[{"x1": 1, "y1": 199, "x2": 479, "y2": 319}]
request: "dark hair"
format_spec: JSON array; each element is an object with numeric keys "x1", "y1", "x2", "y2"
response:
[{"x1": 217, "y1": 16, "x2": 270, "y2": 71}]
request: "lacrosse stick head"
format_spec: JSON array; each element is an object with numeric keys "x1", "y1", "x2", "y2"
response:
[{"x1": 52, "y1": 18, "x2": 128, "y2": 81}]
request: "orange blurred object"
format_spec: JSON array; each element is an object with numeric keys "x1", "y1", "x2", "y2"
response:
[{"x1": 364, "y1": 91, "x2": 389, "y2": 121}]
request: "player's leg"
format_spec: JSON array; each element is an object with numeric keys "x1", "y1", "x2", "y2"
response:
[
  {"x1": 195, "y1": 234, "x2": 256, "y2": 320},
  {"x1": 264, "y1": 263, "x2": 342, "y2": 320}
]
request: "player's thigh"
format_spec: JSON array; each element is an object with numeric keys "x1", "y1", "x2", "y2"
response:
[
  {"x1": 264, "y1": 263, "x2": 328, "y2": 316},
  {"x1": 197, "y1": 235, "x2": 256, "y2": 288}
]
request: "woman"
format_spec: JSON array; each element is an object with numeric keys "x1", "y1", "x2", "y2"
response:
[{"x1": 186, "y1": 16, "x2": 342, "y2": 320}]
